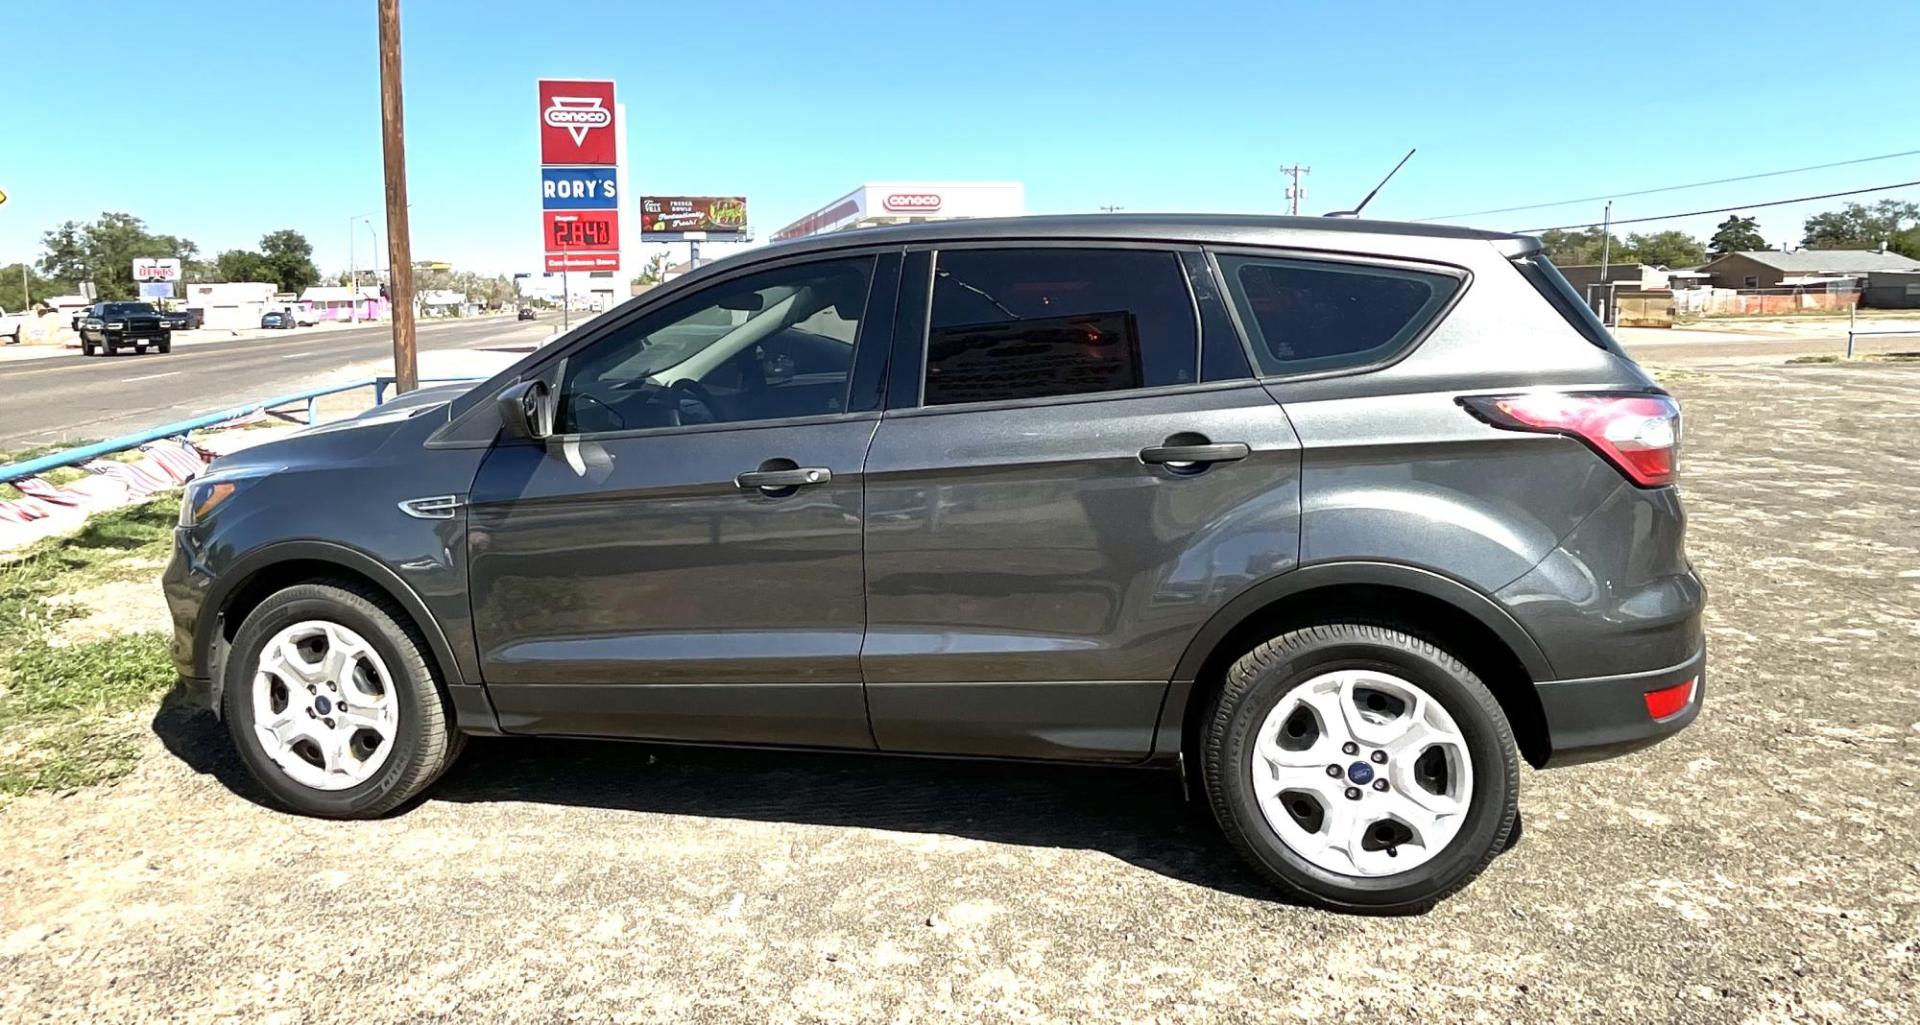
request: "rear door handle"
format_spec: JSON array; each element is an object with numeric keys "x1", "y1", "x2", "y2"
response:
[
  {"x1": 1139, "y1": 442, "x2": 1250, "y2": 465},
  {"x1": 735, "y1": 467, "x2": 832, "y2": 490}
]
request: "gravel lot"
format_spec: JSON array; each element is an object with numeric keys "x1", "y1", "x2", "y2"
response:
[{"x1": 2, "y1": 360, "x2": 1917, "y2": 1023}]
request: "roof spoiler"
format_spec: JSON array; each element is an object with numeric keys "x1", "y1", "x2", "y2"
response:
[{"x1": 1492, "y1": 235, "x2": 1541, "y2": 259}]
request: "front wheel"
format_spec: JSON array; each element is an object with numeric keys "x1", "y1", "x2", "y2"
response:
[
  {"x1": 81, "y1": 338, "x2": 96, "y2": 356},
  {"x1": 1202, "y1": 623, "x2": 1518, "y2": 914},
  {"x1": 157, "y1": 333, "x2": 172, "y2": 354},
  {"x1": 223, "y1": 581, "x2": 464, "y2": 818}
]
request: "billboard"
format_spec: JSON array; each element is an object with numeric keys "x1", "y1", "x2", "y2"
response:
[
  {"x1": 537, "y1": 79, "x2": 617, "y2": 165},
  {"x1": 132, "y1": 257, "x2": 182, "y2": 282},
  {"x1": 640, "y1": 196, "x2": 749, "y2": 237},
  {"x1": 541, "y1": 166, "x2": 618, "y2": 210}
]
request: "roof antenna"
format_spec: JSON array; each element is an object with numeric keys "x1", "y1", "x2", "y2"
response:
[{"x1": 1324, "y1": 148, "x2": 1415, "y2": 218}]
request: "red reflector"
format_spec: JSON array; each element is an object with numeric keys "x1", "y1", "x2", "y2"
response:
[
  {"x1": 1461, "y1": 392, "x2": 1681, "y2": 487},
  {"x1": 1643, "y1": 677, "x2": 1696, "y2": 720}
]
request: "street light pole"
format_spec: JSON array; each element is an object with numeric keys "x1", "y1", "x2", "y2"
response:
[
  {"x1": 347, "y1": 215, "x2": 357, "y2": 324},
  {"x1": 377, "y1": 0, "x2": 418, "y2": 393}
]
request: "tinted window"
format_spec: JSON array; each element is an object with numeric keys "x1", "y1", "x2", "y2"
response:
[
  {"x1": 1218, "y1": 256, "x2": 1459, "y2": 375},
  {"x1": 557, "y1": 257, "x2": 874, "y2": 434},
  {"x1": 924, "y1": 248, "x2": 1197, "y2": 406}
]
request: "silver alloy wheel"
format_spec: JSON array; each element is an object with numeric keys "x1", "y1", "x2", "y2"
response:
[
  {"x1": 250, "y1": 620, "x2": 399, "y2": 791},
  {"x1": 1250, "y1": 669, "x2": 1473, "y2": 877}
]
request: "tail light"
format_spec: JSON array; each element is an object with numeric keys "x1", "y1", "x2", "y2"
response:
[{"x1": 1460, "y1": 392, "x2": 1680, "y2": 487}]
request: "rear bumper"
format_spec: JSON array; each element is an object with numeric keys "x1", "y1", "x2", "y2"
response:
[{"x1": 1534, "y1": 642, "x2": 1705, "y2": 768}]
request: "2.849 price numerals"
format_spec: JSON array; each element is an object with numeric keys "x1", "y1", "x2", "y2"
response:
[{"x1": 548, "y1": 216, "x2": 613, "y2": 249}]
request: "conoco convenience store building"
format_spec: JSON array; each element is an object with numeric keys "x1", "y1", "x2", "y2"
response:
[{"x1": 772, "y1": 182, "x2": 1025, "y2": 241}]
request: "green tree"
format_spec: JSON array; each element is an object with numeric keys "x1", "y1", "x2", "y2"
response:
[
  {"x1": 1, "y1": 263, "x2": 74, "y2": 311},
  {"x1": 632, "y1": 251, "x2": 671, "y2": 287},
  {"x1": 35, "y1": 213, "x2": 198, "y2": 300},
  {"x1": 1708, "y1": 215, "x2": 1767, "y2": 258},
  {"x1": 257, "y1": 229, "x2": 320, "y2": 294},
  {"x1": 213, "y1": 248, "x2": 271, "y2": 283},
  {"x1": 38, "y1": 221, "x2": 90, "y2": 283},
  {"x1": 1536, "y1": 227, "x2": 1621, "y2": 265},
  {"x1": 1621, "y1": 230, "x2": 1706, "y2": 268},
  {"x1": 1801, "y1": 200, "x2": 1920, "y2": 250}
]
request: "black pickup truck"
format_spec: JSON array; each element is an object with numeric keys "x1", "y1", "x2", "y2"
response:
[{"x1": 77, "y1": 301, "x2": 173, "y2": 356}]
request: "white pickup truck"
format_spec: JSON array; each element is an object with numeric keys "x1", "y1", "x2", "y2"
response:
[{"x1": 0, "y1": 306, "x2": 27, "y2": 345}]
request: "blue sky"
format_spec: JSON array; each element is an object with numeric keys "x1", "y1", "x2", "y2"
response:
[{"x1": 2, "y1": 0, "x2": 1917, "y2": 276}]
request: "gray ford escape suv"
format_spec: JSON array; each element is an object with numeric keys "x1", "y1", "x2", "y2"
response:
[{"x1": 164, "y1": 215, "x2": 1704, "y2": 912}]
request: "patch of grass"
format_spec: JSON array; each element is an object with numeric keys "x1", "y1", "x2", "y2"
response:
[
  {"x1": 0, "y1": 497, "x2": 180, "y2": 795},
  {"x1": 1786, "y1": 352, "x2": 1920, "y2": 366}
]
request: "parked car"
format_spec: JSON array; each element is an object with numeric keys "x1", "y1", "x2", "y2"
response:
[
  {"x1": 0, "y1": 306, "x2": 25, "y2": 345},
  {"x1": 161, "y1": 307, "x2": 203, "y2": 331},
  {"x1": 517, "y1": 306, "x2": 537, "y2": 321},
  {"x1": 77, "y1": 301, "x2": 171, "y2": 355},
  {"x1": 163, "y1": 215, "x2": 1704, "y2": 912},
  {"x1": 260, "y1": 310, "x2": 296, "y2": 330}
]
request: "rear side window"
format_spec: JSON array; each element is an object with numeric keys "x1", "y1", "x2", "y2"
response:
[
  {"x1": 924, "y1": 248, "x2": 1198, "y2": 406},
  {"x1": 1218, "y1": 255, "x2": 1460, "y2": 376}
]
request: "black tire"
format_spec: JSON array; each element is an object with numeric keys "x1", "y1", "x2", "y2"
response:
[
  {"x1": 82, "y1": 338, "x2": 96, "y2": 356},
  {"x1": 222, "y1": 580, "x2": 465, "y2": 818},
  {"x1": 1201, "y1": 623, "x2": 1518, "y2": 914},
  {"x1": 103, "y1": 339, "x2": 117, "y2": 356},
  {"x1": 157, "y1": 333, "x2": 172, "y2": 354}
]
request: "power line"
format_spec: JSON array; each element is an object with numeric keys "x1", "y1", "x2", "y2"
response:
[
  {"x1": 1418, "y1": 148, "x2": 1920, "y2": 221},
  {"x1": 1515, "y1": 179, "x2": 1920, "y2": 233}
]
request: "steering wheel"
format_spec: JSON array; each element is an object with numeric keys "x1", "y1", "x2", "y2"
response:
[{"x1": 666, "y1": 378, "x2": 726, "y2": 426}]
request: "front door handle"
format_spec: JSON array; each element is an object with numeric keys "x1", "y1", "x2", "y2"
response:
[
  {"x1": 735, "y1": 466, "x2": 832, "y2": 491},
  {"x1": 1139, "y1": 442, "x2": 1250, "y2": 465}
]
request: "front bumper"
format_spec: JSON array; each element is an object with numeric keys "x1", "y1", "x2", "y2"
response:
[
  {"x1": 1534, "y1": 642, "x2": 1706, "y2": 767},
  {"x1": 162, "y1": 527, "x2": 212, "y2": 680}
]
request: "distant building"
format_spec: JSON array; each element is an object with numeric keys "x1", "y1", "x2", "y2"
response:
[
  {"x1": 772, "y1": 182, "x2": 1025, "y2": 241},
  {"x1": 1863, "y1": 270, "x2": 1920, "y2": 310},
  {"x1": 182, "y1": 282, "x2": 278, "y2": 330},
  {"x1": 1697, "y1": 249, "x2": 1920, "y2": 290},
  {"x1": 299, "y1": 285, "x2": 386, "y2": 322},
  {"x1": 1554, "y1": 263, "x2": 1670, "y2": 294}
]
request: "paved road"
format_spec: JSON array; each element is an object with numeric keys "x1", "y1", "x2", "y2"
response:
[{"x1": 0, "y1": 317, "x2": 550, "y2": 452}]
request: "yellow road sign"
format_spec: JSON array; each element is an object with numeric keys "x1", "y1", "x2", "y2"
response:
[{"x1": 0, "y1": 186, "x2": 9, "y2": 207}]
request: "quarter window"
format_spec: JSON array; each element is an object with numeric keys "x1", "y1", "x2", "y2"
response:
[
  {"x1": 923, "y1": 248, "x2": 1198, "y2": 406},
  {"x1": 1218, "y1": 256, "x2": 1459, "y2": 375},
  {"x1": 556, "y1": 257, "x2": 875, "y2": 434}
]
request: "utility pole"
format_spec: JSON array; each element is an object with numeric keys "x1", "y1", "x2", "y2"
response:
[
  {"x1": 377, "y1": 0, "x2": 418, "y2": 393},
  {"x1": 19, "y1": 263, "x2": 28, "y2": 309},
  {"x1": 347, "y1": 215, "x2": 356, "y2": 324},
  {"x1": 1599, "y1": 201, "x2": 1613, "y2": 279},
  {"x1": 1280, "y1": 164, "x2": 1311, "y2": 215}
]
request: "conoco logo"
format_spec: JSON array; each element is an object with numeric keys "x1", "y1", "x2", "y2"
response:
[
  {"x1": 543, "y1": 97, "x2": 611, "y2": 145},
  {"x1": 884, "y1": 193, "x2": 943, "y2": 212}
]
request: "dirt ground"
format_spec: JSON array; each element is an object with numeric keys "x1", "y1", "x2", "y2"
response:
[{"x1": 2, "y1": 359, "x2": 1917, "y2": 1023}]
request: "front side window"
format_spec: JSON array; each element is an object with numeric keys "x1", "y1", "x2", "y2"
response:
[
  {"x1": 923, "y1": 248, "x2": 1198, "y2": 406},
  {"x1": 556, "y1": 257, "x2": 875, "y2": 434},
  {"x1": 1218, "y1": 256, "x2": 1460, "y2": 376}
]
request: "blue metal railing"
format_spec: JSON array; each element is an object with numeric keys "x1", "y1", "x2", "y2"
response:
[{"x1": 0, "y1": 376, "x2": 480, "y2": 485}]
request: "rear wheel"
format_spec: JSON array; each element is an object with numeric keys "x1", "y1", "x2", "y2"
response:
[
  {"x1": 1202, "y1": 623, "x2": 1518, "y2": 914},
  {"x1": 223, "y1": 581, "x2": 464, "y2": 818}
]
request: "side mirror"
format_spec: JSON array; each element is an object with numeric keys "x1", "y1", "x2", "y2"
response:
[{"x1": 496, "y1": 379, "x2": 555, "y2": 441}]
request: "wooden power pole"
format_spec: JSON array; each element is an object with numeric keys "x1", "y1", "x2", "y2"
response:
[{"x1": 377, "y1": 0, "x2": 418, "y2": 393}]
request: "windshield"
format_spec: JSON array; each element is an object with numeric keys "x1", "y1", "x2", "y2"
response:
[{"x1": 102, "y1": 302, "x2": 157, "y2": 316}]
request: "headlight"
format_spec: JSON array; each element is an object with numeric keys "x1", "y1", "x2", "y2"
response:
[
  {"x1": 179, "y1": 467, "x2": 281, "y2": 527},
  {"x1": 106, "y1": 320, "x2": 126, "y2": 329},
  {"x1": 82, "y1": 318, "x2": 104, "y2": 329}
]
